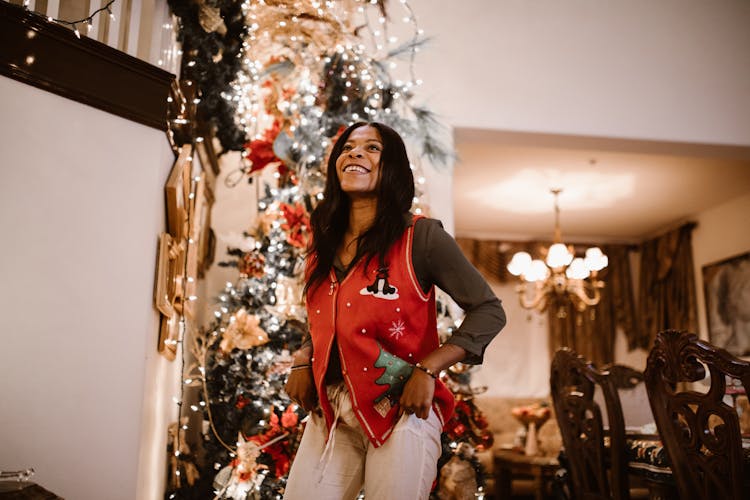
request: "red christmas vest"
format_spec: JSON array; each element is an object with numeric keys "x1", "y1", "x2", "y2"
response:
[{"x1": 306, "y1": 217, "x2": 455, "y2": 447}]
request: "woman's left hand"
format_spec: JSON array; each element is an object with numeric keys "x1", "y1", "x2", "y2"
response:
[{"x1": 399, "y1": 369, "x2": 435, "y2": 420}]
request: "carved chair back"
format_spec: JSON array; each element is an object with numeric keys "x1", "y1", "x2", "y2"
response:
[
  {"x1": 551, "y1": 348, "x2": 632, "y2": 500},
  {"x1": 644, "y1": 329, "x2": 750, "y2": 500}
]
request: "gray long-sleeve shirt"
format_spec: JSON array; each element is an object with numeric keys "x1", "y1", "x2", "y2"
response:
[{"x1": 407, "y1": 217, "x2": 506, "y2": 364}]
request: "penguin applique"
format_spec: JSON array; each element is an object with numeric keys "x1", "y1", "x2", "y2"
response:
[{"x1": 360, "y1": 266, "x2": 399, "y2": 300}]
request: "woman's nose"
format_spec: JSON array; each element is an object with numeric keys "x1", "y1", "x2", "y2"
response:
[{"x1": 348, "y1": 148, "x2": 363, "y2": 157}]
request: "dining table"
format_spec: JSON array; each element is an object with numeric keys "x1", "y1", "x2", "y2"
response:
[{"x1": 622, "y1": 429, "x2": 750, "y2": 498}]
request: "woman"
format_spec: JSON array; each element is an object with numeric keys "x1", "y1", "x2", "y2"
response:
[{"x1": 284, "y1": 122, "x2": 505, "y2": 499}]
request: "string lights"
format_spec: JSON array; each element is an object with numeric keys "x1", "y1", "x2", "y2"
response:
[
  {"x1": 225, "y1": 0, "x2": 449, "y2": 183},
  {"x1": 24, "y1": 0, "x2": 118, "y2": 39},
  {"x1": 165, "y1": 140, "x2": 210, "y2": 490}
]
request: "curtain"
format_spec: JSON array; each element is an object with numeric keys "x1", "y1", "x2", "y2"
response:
[
  {"x1": 546, "y1": 244, "x2": 638, "y2": 366},
  {"x1": 637, "y1": 222, "x2": 698, "y2": 348}
]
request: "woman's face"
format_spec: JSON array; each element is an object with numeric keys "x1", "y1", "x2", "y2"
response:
[{"x1": 335, "y1": 125, "x2": 383, "y2": 198}]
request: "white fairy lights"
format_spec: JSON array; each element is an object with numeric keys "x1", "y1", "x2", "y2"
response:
[
  {"x1": 231, "y1": 0, "x2": 424, "y2": 149},
  {"x1": 24, "y1": 0, "x2": 118, "y2": 38}
]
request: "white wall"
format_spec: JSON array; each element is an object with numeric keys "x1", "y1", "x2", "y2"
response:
[
  {"x1": 0, "y1": 75, "x2": 177, "y2": 500},
  {"x1": 473, "y1": 281, "x2": 550, "y2": 398},
  {"x1": 410, "y1": 0, "x2": 750, "y2": 146}
]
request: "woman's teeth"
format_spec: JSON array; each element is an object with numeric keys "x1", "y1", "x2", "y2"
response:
[{"x1": 345, "y1": 165, "x2": 369, "y2": 173}]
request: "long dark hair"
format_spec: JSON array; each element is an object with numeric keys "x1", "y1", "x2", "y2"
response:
[{"x1": 305, "y1": 122, "x2": 415, "y2": 295}]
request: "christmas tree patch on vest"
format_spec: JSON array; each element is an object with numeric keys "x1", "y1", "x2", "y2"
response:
[
  {"x1": 372, "y1": 344, "x2": 414, "y2": 417},
  {"x1": 360, "y1": 266, "x2": 399, "y2": 300}
]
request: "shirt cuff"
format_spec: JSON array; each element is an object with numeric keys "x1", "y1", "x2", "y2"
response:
[{"x1": 445, "y1": 335, "x2": 485, "y2": 365}]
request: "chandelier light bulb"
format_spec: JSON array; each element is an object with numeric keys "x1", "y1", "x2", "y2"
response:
[
  {"x1": 566, "y1": 258, "x2": 590, "y2": 280},
  {"x1": 546, "y1": 243, "x2": 573, "y2": 269},
  {"x1": 525, "y1": 259, "x2": 550, "y2": 282},
  {"x1": 507, "y1": 251, "x2": 532, "y2": 276},
  {"x1": 584, "y1": 247, "x2": 608, "y2": 272}
]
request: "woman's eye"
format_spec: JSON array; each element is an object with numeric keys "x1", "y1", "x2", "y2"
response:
[
  {"x1": 368, "y1": 145, "x2": 381, "y2": 151},
  {"x1": 342, "y1": 144, "x2": 352, "y2": 151}
]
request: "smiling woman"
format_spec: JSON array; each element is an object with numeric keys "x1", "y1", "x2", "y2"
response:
[{"x1": 282, "y1": 121, "x2": 506, "y2": 500}]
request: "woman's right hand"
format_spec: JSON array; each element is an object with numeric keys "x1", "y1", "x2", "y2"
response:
[{"x1": 285, "y1": 367, "x2": 318, "y2": 412}]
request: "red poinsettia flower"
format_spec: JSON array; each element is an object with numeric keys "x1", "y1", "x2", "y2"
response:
[
  {"x1": 280, "y1": 202, "x2": 308, "y2": 229},
  {"x1": 238, "y1": 251, "x2": 265, "y2": 278},
  {"x1": 243, "y1": 121, "x2": 284, "y2": 174},
  {"x1": 281, "y1": 405, "x2": 299, "y2": 428},
  {"x1": 280, "y1": 202, "x2": 310, "y2": 248}
]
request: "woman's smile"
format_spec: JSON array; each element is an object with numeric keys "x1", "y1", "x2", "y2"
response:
[{"x1": 342, "y1": 164, "x2": 371, "y2": 174}]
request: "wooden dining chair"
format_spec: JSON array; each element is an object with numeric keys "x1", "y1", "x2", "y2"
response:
[
  {"x1": 550, "y1": 348, "x2": 632, "y2": 500},
  {"x1": 644, "y1": 329, "x2": 750, "y2": 500}
]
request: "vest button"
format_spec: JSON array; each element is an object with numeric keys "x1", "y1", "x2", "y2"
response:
[
  {"x1": 311, "y1": 357, "x2": 315, "y2": 362},
  {"x1": 363, "y1": 367, "x2": 368, "y2": 371},
  {"x1": 361, "y1": 328, "x2": 367, "y2": 334},
  {"x1": 408, "y1": 353, "x2": 413, "y2": 358},
  {"x1": 346, "y1": 302, "x2": 351, "y2": 307},
  {"x1": 396, "y1": 307, "x2": 401, "y2": 312},
  {"x1": 316, "y1": 309, "x2": 320, "y2": 314}
]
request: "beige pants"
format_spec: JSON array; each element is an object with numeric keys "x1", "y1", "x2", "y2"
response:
[{"x1": 284, "y1": 384, "x2": 442, "y2": 500}]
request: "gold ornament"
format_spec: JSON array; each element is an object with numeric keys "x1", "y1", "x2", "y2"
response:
[
  {"x1": 197, "y1": 1, "x2": 227, "y2": 35},
  {"x1": 220, "y1": 309, "x2": 269, "y2": 352}
]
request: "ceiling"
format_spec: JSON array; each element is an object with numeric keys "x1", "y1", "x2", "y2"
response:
[{"x1": 452, "y1": 128, "x2": 750, "y2": 243}]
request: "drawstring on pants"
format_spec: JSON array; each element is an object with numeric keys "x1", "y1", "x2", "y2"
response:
[{"x1": 318, "y1": 383, "x2": 346, "y2": 482}]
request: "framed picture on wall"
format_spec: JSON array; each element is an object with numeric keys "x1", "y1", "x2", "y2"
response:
[
  {"x1": 158, "y1": 313, "x2": 179, "y2": 361},
  {"x1": 155, "y1": 232, "x2": 176, "y2": 317},
  {"x1": 702, "y1": 251, "x2": 750, "y2": 356},
  {"x1": 166, "y1": 145, "x2": 192, "y2": 242}
]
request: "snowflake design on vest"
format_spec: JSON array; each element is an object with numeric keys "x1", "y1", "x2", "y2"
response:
[{"x1": 389, "y1": 319, "x2": 406, "y2": 339}]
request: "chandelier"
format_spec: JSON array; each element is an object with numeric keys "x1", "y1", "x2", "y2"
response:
[{"x1": 506, "y1": 188, "x2": 608, "y2": 315}]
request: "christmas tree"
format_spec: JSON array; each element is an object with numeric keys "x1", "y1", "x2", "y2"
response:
[{"x1": 165, "y1": 2, "x2": 491, "y2": 499}]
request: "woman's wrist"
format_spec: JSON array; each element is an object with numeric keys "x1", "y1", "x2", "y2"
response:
[{"x1": 414, "y1": 361, "x2": 438, "y2": 379}]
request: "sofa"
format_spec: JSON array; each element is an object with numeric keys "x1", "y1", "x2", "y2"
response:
[{"x1": 473, "y1": 396, "x2": 562, "y2": 497}]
